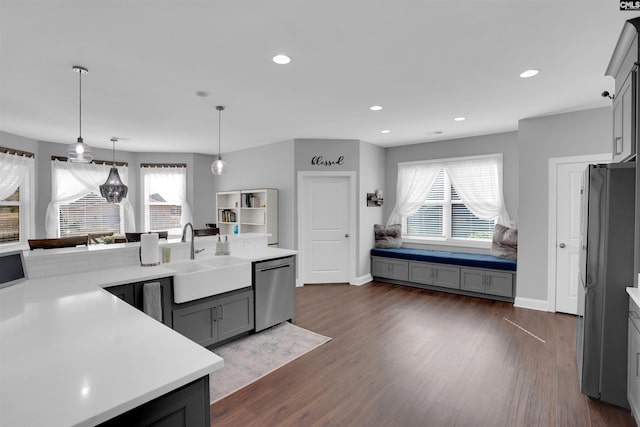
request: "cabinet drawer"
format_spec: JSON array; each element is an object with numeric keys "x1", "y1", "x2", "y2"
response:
[
  {"x1": 460, "y1": 269, "x2": 485, "y2": 293},
  {"x1": 408, "y1": 262, "x2": 433, "y2": 285},
  {"x1": 371, "y1": 257, "x2": 408, "y2": 281},
  {"x1": 172, "y1": 299, "x2": 218, "y2": 347},
  {"x1": 460, "y1": 268, "x2": 513, "y2": 297},
  {"x1": 484, "y1": 271, "x2": 513, "y2": 298},
  {"x1": 432, "y1": 265, "x2": 460, "y2": 290},
  {"x1": 408, "y1": 262, "x2": 460, "y2": 289}
]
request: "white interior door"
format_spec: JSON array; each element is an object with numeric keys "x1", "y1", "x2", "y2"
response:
[
  {"x1": 554, "y1": 162, "x2": 589, "y2": 314},
  {"x1": 301, "y1": 175, "x2": 351, "y2": 284}
]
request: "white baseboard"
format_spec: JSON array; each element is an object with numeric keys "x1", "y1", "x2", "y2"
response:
[
  {"x1": 296, "y1": 278, "x2": 304, "y2": 287},
  {"x1": 514, "y1": 296, "x2": 550, "y2": 312},
  {"x1": 351, "y1": 274, "x2": 372, "y2": 286}
]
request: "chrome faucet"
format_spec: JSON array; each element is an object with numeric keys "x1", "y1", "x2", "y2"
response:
[{"x1": 181, "y1": 222, "x2": 205, "y2": 260}]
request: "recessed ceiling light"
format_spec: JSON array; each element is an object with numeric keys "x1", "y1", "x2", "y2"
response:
[
  {"x1": 370, "y1": 105, "x2": 383, "y2": 111},
  {"x1": 381, "y1": 130, "x2": 390, "y2": 134},
  {"x1": 195, "y1": 91, "x2": 209, "y2": 97},
  {"x1": 453, "y1": 117, "x2": 466, "y2": 122},
  {"x1": 273, "y1": 54, "x2": 291, "y2": 65},
  {"x1": 519, "y1": 69, "x2": 540, "y2": 78}
]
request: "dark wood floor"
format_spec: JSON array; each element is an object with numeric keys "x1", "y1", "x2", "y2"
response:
[{"x1": 210, "y1": 281, "x2": 635, "y2": 426}]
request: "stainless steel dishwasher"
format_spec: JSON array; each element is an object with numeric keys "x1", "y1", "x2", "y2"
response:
[{"x1": 253, "y1": 256, "x2": 296, "y2": 332}]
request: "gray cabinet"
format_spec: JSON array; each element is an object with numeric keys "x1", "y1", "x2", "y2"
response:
[
  {"x1": 408, "y1": 261, "x2": 460, "y2": 290},
  {"x1": 371, "y1": 256, "x2": 408, "y2": 281},
  {"x1": 172, "y1": 288, "x2": 254, "y2": 348},
  {"x1": 461, "y1": 267, "x2": 514, "y2": 298},
  {"x1": 372, "y1": 255, "x2": 515, "y2": 301},
  {"x1": 629, "y1": 299, "x2": 640, "y2": 420},
  {"x1": 105, "y1": 277, "x2": 173, "y2": 327},
  {"x1": 612, "y1": 69, "x2": 636, "y2": 163},
  {"x1": 98, "y1": 376, "x2": 210, "y2": 427}
]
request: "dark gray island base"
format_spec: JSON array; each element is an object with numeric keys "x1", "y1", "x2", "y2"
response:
[{"x1": 98, "y1": 376, "x2": 210, "y2": 427}]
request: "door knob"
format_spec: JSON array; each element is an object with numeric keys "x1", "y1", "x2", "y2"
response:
[
  {"x1": 345, "y1": 234, "x2": 350, "y2": 238},
  {"x1": 559, "y1": 243, "x2": 566, "y2": 248}
]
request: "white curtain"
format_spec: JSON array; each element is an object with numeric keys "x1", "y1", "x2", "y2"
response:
[
  {"x1": 387, "y1": 161, "x2": 442, "y2": 225},
  {"x1": 0, "y1": 153, "x2": 35, "y2": 240},
  {"x1": 45, "y1": 160, "x2": 135, "y2": 237},
  {"x1": 444, "y1": 155, "x2": 511, "y2": 226},
  {"x1": 141, "y1": 166, "x2": 192, "y2": 229},
  {"x1": 387, "y1": 154, "x2": 511, "y2": 227},
  {"x1": 0, "y1": 152, "x2": 31, "y2": 200}
]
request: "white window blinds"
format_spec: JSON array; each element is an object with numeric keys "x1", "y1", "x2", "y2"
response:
[{"x1": 141, "y1": 166, "x2": 192, "y2": 235}]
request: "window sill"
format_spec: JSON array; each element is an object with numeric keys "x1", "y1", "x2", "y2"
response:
[{"x1": 401, "y1": 236, "x2": 491, "y2": 251}]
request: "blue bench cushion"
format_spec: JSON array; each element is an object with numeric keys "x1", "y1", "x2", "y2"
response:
[{"x1": 370, "y1": 247, "x2": 517, "y2": 272}]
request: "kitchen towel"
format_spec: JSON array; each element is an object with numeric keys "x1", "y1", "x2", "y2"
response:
[
  {"x1": 142, "y1": 282, "x2": 162, "y2": 322},
  {"x1": 140, "y1": 233, "x2": 160, "y2": 266}
]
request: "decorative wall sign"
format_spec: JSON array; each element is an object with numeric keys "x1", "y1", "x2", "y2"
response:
[{"x1": 311, "y1": 155, "x2": 345, "y2": 167}]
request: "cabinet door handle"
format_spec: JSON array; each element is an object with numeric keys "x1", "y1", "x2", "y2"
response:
[
  {"x1": 219, "y1": 305, "x2": 224, "y2": 320},
  {"x1": 636, "y1": 353, "x2": 640, "y2": 377},
  {"x1": 615, "y1": 137, "x2": 623, "y2": 155},
  {"x1": 212, "y1": 306, "x2": 217, "y2": 322}
]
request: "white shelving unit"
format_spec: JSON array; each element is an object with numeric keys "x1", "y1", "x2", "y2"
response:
[
  {"x1": 216, "y1": 191, "x2": 240, "y2": 236},
  {"x1": 216, "y1": 189, "x2": 278, "y2": 245}
]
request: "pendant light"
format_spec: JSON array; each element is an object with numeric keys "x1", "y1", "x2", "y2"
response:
[
  {"x1": 67, "y1": 66, "x2": 94, "y2": 163},
  {"x1": 211, "y1": 105, "x2": 228, "y2": 175},
  {"x1": 99, "y1": 138, "x2": 128, "y2": 203}
]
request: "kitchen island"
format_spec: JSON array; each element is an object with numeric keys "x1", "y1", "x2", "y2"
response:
[
  {"x1": 0, "y1": 235, "x2": 297, "y2": 426},
  {"x1": 0, "y1": 265, "x2": 223, "y2": 427}
]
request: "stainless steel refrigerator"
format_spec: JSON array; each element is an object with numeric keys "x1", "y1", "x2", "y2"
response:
[{"x1": 577, "y1": 163, "x2": 635, "y2": 409}]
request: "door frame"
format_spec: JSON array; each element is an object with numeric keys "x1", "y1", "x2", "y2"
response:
[
  {"x1": 297, "y1": 171, "x2": 357, "y2": 286},
  {"x1": 547, "y1": 153, "x2": 610, "y2": 312}
]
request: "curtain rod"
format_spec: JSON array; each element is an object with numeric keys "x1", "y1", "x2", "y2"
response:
[
  {"x1": 51, "y1": 155, "x2": 128, "y2": 167},
  {"x1": 140, "y1": 163, "x2": 187, "y2": 168},
  {"x1": 1, "y1": 146, "x2": 35, "y2": 158}
]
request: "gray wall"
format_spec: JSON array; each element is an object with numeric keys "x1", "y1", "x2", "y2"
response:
[
  {"x1": 384, "y1": 131, "x2": 519, "y2": 252},
  {"x1": 294, "y1": 138, "x2": 359, "y2": 171},
  {"x1": 212, "y1": 140, "x2": 295, "y2": 249},
  {"x1": 358, "y1": 141, "x2": 385, "y2": 278},
  {"x1": 0, "y1": 131, "x2": 217, "y2": 237},
  {"x1": 517, "y1": 107, "x2": 611, "y2": 301}
]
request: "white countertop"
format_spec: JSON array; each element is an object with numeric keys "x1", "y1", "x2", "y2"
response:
[
  {"x1": 230, "y1": 246, "x2": 297, "y2": 262},
  {"x1": 628, "y1": 287, "x2": 640, "y2": 307},
  {"x1": 0, "y1": 265, "x2": 223, "y2": 427}
]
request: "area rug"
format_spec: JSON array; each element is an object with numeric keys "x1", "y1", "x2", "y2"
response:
[{"x1": 209, "y1": 322, "x2": 331, "y2": 403}]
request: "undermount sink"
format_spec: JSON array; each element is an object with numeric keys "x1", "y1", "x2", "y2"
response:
[{"x1": 169, "y1": 256, "x2": 252, "y2": 304}]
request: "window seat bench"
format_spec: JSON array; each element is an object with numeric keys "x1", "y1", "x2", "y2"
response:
[{"x1": 370, "y1": 248, "x2": 517, "y2": 302}]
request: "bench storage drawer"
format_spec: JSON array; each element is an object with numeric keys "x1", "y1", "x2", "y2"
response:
[
  {"x1": 371, "y1": 256, "x2": 409, "y2": 281},
  {"x1": 409, "y1": 262, "x2": 460, "y2": 290}
]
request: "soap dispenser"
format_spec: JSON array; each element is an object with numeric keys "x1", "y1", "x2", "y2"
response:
[
  {"x1": 215, "y1": 235, "x2": 224, "y2": 256},
  {"x1": 223, "y1": 235, "x2": 230, "y2": 255}
]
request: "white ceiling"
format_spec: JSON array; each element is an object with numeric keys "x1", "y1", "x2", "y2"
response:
[{"x1": 0, "y1": 1, "x2": 637, "y2": 155}]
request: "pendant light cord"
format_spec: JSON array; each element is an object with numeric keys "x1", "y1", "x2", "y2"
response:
[
  {"x1": 218, "y1": 108, "x2": 222, "y2": 160},
  {"x1": 78, "y1": 70, "x2": 82, "y2": 139}
]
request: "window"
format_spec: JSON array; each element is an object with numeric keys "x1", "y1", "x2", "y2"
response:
[
  {"x1": 0, "y1": 152, "x2": 34, "y2": 245},
  {"x1": 59, "y1": 193, "x2": 123, "y2": 237},
  {"x1": 405, "y1": 169, "x2": 495, "y2": 242},
  {"x1": 47, "y1": 160, "x2": 134, "y2": 238},
  {"x1": 389, "y1": 154, "x2": 510, "y2": 246},
  {"x1": 0, "y1": 188, "x2": 20, "y2": 243},
  {"x1": 141, "y1": 165, "x2": 192, "y2": 236}
]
